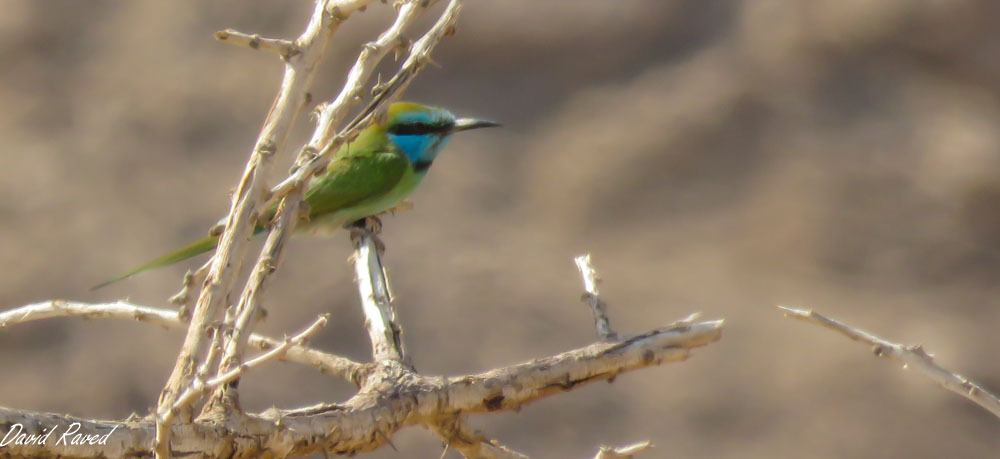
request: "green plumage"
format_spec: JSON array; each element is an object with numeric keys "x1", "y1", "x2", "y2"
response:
[
  {"x1": 92, "y1": 102, "x2": 497, "y2": 290},
  {"x1": 91, "y1": 235, "x2": 221, "y2": 290}
]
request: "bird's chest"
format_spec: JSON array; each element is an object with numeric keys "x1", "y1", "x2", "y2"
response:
[{"x1": 303, "y1": 169, "x2": 426, "y2": 235}]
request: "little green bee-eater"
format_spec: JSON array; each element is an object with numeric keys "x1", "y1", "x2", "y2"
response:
[{"x1": 93, "y1": 102, "x2": 498, "y2": 289}]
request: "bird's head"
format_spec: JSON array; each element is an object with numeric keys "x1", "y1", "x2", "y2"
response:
[{"x1": 383, "y1": 102, "x2": 499, "y2": 170}]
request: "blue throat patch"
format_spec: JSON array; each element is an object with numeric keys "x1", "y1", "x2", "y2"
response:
[
  {"x1": 388, "y1": 133, "x2": 453, "y2": 169},
  {"x1": 387, "y1": 107, "x2": 456, "y2": 170}
]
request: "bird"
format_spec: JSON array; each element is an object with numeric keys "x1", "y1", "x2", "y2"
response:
[{"x1": 92, "y1": 101, "x2": 498, "y2": 289}]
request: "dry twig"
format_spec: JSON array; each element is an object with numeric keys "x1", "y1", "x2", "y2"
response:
[
  {"x1": 431, "y1": 416, "x2": 530, "y2": 459},
  {"x1": 0, "y1": 300, "x2": 363, "y2": 383},
  {"x1": 779, "y1": 305, "x2": 1000, "y2": 419},
  {"x1": 163, "y1": 315, "x2": 329, "y2": 430},
  {"x1": 575, "y1": 254, "x2": 616, "y2": 340},
  {"x1": 0, "y1": 314, "x2": 720, "y2": 456},
  {"x1": 214, "y1": 29, "x2": 298, "y2": 58},
  {"x1": 595, "y1": 441, "x2": 654, "y2": 459}
]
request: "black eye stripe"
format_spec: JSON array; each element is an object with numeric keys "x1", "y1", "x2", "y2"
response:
[{"x1": 389, "y1": 121, "x2": 451, "y2": 136}]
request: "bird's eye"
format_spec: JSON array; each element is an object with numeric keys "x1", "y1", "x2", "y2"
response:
[{"x1": 390, "y1": 122, "x2": 438, "y2": 136}]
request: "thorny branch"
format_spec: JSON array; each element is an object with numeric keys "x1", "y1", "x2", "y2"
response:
[
  {"x1": 0, "y1": 300, "x2": 363, "y2": 383},
  {"x1": 209, "y1": 0, "x2": 441, "y2": 403},
  {"x1": 155, "y1": 2, "x2": 380, "y2": 453},
  {"x1": 779, "y1": 306, "x2": 1000, "y2": 419},
  {"x1": 161, "y1": 315, "x2": 330, "y2": 434},
  {"x1": 431, "y1": 415, "x2": 530, "y2": 459},
  {"x1": 0, "y1": 308, "x2": 720, "y2": 457},
  {"x1": 156, "y1": 0, "x2": 460, "y2": 455},
  {"x1": 0, "y1": 245, "x2": 721, "y2": 457},
  {"x1": 350, "y1": 220, "x2": 407, "y2": 363},
  {"x1": 575, "y1": 254, "x2": 616, "y2": 340},
  {"x1": 214, "y1": 29, "x2": 298, "y2": 58}
]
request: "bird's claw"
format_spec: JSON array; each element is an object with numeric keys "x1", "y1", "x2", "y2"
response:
[
  {"x1": 347, "y1": 216, "x2": 383, "y2": 234},
  {"x1": 347, "y1": 216, "x2": 386, "y2": 255},
  {"x1": 366, "y1": 215, "x2": 383, "y2": 234}
]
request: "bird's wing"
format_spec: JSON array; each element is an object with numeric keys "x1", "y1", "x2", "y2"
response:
[{"x1": 302, "y1": 150, "x2": 410, "y2": 220}]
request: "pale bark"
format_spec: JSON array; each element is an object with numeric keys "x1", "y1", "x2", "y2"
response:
[{"x1": 779, "y1": 306, "x2": 1000, "y2": 419}]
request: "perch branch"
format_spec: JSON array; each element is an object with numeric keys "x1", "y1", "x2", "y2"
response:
[
  {"x1": 778, "y1": 305, "x2": 1000, "y2": 419},
  {"x1": 439, "y1": 319, "x2": 723, "y2": 414},
  {"x1": 0, "y1": 300, "x2": 363, "y2": 384},
  {"x1": 0, "y1": 315, "x2": 721, "y2": 457},
  {"x1": 352, "y1": 221, "x2": 405, "y2": 362},
  {"x1": 575, "y1": 254, "x2": 616, "y2": 340}
]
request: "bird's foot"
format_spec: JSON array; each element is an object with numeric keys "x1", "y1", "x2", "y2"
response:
[
  {"x1": 347, "y1": 215, "x2": 383, "y2": 234},
  {"x1": 347, "y1": 216, "x2": 386, "y2": 255}
]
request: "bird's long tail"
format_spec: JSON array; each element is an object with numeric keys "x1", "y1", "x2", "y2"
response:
[{"x1": 90, "y1": 235, "x2": 220, "y2": 290}]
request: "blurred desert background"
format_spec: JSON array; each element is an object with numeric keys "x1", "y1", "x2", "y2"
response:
[{"x1": 2, "y1": 1, "x2": 1000, "y2": 457}]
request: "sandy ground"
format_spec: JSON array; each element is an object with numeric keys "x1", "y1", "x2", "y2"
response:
[{"x1": 2, "y1": 1, "x2": 1000, "y2": 457}]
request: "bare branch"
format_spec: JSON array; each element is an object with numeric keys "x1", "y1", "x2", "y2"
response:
[
  {"x1": 166, "y1": 315, "x2": 329, "y2": 429},
  {"x1": 1, "y1": 300, "x2": 178, "y2": 329},
  {"x1": 167, "y1": 259, "x2": 211, "y2": 319},
  {"x1": 595, "y1": 440, "x2": 654, "y2": 459},
  {"x1": 249, "y1": 331, "x2": 364, "y2": 385},
  {"x1": 0, "y1": 300, "x2": 363, "y2": 384},
  {"x1": 778, "y1": 305, "x2": 1000, "y2": 419},
  {"x1": 440, "y1": 319, "x2": 724, "y2": 414},
  {"x1": 0, "y1": 316, "x2": 721, "y2": 457},
  {"x1": 351, "y1": 221, "x2": 406, "y2": 362},
  {"x1": 214, "y1": 29, "x2": 298, "y2": 58},
  {"x1": 431, "y1": 416, "x2": 529, "y2": 459},
  {"x1": 575, "y1": 254, "x2": 616, "y2": 340}
]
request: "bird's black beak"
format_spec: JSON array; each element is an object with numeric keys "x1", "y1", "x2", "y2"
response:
[{"x1": 453, "y1": 118, "x2": 501, "y2": 132}]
